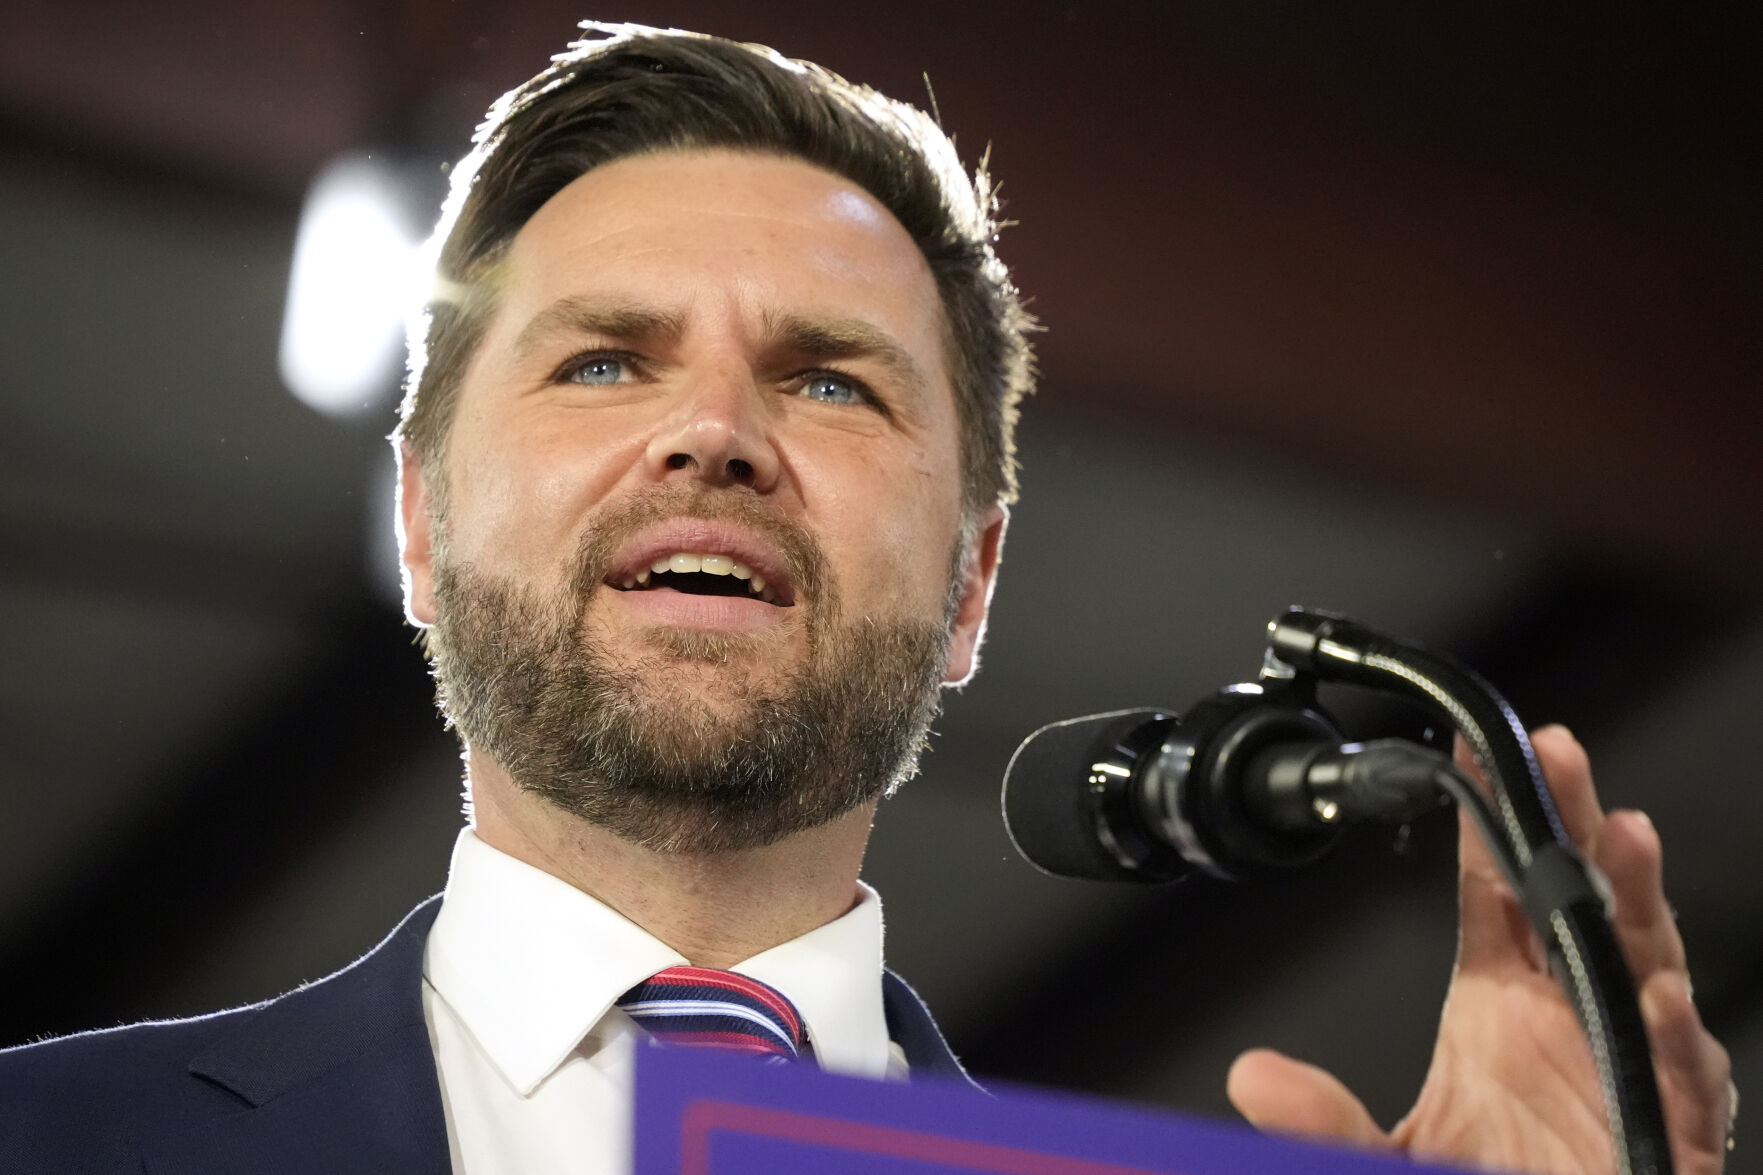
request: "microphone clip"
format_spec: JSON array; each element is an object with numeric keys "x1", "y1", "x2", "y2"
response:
[{"x1": 1125, "y1": 682, "x2": 1346, "y2": 881}]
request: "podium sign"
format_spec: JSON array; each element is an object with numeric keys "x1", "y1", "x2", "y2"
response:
[{"x1": 633, "y1": 1046, "x2": 1475, "y2": 1175}]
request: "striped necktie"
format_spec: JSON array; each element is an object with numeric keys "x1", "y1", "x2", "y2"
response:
[{"x1": 616, "y1": 966, "x2": 807, "y2": 1061}]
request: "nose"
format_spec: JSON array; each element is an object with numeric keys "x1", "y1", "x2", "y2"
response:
[{"x1": 643, "y1": 367, "x2": 780, "y2": 492}]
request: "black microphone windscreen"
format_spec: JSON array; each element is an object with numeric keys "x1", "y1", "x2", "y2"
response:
[{"x1": 1002, "y1": 709, "x2": 1170, "y2": 882}]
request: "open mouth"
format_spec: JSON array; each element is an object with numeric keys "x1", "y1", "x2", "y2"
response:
[{"x1": 609, "y1": 552, "x2": 792, "y2": 606}]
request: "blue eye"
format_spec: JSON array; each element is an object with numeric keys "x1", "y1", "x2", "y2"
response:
[
  {"x1": 801, "y1": 373, "x2": 863, "y2": 405},
  {"x1": 570, "y1": 355, "x2": 628, "y2": 385}
]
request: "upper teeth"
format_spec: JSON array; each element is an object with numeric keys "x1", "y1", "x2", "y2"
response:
[{"x1": 627, "y1": 552, "x2": 771, "y2": 599}]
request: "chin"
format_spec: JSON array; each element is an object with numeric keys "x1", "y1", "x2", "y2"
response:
[{"x1": 638, "y1": 626, "x2": 780, "y2": 664}]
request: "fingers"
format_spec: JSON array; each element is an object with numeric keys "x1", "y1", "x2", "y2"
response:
[
  {"x1": 1440, "y1": 724, "x2": 1730, "y2": 1172},
  {"x1": 1600, "y1": 809, "x2": 1723, "y2": 1172},
  {"x1": 1641, "y1": 970, "x2": 1734, "y2": 1171},
  {"x1": 1454, "y1": 726, "x2": 1608, "y2": 977},
  {"x1": 1456, "y1": 725, "x2": 1603, "y2": 850},
  {"x1": 1528, "y1": 726, "x2": 1605, "y2": 852},
  {"x1": 1452, "y1": 729, "x2": 1551, "y2": 975},
  {"x1": 1508, "y1": 729, "x2": 1730, "y2": 1170},
  {"x1": 1523, "y1": 727, "x2": 1687, "y2": 981},
  {"x1": 1455, "y1": 805, "x2": 1546, "y2": 974},
  {"x1": 1227, "y1": 1048, "x2": 1391, "y2": 1151},
  {"x1": 1532, "y1": 727, "x2": 1689, "y2": 979},
  {"x1": 1528, "y1": 730, "x2": 1730, "y2": 1171},
  {"x1": 1595, "y1": 808, "x2": 1687, "y2": 979}
]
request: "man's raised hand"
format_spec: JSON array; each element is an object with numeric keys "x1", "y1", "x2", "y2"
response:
[{"x1": 1225, "y1": 726, "x2": 1733, "y2": 1174}]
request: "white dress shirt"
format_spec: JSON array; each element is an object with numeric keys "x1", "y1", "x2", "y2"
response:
[{"x1": 422, "y1": 829, "x2": 904, "y2": 1174}]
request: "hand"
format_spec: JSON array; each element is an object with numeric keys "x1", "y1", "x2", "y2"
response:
[{"x1": 1225, "y1": 726, "x2": 1734, "y2": 1174}]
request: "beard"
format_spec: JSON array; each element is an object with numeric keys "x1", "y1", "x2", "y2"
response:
[{"x1": 425, "y1": 487, "x2": 955, "y2": 854}]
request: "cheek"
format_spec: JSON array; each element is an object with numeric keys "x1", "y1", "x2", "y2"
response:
[
  {"x1": 807, "y1": 447, "x2": 962, "y2": 614},
  {"x1": 444, "y1": 415, "x2": 639, "y2": 569}
]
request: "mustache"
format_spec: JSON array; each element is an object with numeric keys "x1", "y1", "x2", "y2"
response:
[{"x1": 567, "y1": 485, "x2": 831, "y2": 613}]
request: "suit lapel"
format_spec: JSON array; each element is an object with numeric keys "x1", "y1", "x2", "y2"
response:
[
  {"x1": 148, "y1": 899, "x2": 451, "y2": 1174},
  {"x1": 881, "y1": 968, "x2": 982, "y2": 1090}
]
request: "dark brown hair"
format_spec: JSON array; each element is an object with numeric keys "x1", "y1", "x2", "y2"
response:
[{"x1": 396, "y1": 23, "x2": 1033, "y2": 516}]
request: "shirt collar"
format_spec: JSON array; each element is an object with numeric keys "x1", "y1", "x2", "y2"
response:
[
  {"x1": 423, "y1": 829, "x2": 891, "y2": 1094},
  {"x1": 733, "y1": 879, "x2": 889, "y2": 1080}
]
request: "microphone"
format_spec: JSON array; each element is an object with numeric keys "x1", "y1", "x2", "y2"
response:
[
  {"x1": 1002, "y1": 685, "x2": 1451, "y2": 883},
  {"x1": 1005, "y1": 607, "x2": 1674, "y2": 1175}
]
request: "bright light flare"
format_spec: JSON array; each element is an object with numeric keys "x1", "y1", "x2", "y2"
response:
[{"x1": 279, "y1": 155, "x2": 429, "y2": 417}]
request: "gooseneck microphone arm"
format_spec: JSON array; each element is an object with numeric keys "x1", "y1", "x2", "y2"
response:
[{"x1": 1262, "y1": 609, "x2": 1670, "y2": 1175}]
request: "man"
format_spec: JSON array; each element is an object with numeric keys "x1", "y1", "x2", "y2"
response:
[{"x1": 0, "y1": 22, "x2": 1733, "y2": 1175}]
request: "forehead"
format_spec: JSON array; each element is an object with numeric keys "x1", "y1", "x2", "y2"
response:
[{"x1": 490, "y1": 149, "x2": 947, "y2": 362}]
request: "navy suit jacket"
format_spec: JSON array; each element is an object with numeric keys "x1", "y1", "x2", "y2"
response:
[{"x1": 0, "y1": 898, "x2": 972, "y2": 1173}]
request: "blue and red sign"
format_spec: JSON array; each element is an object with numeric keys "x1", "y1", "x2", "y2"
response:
[{"x1": 633, "y1": 1045, "x2": 1475, "y2": 1175}]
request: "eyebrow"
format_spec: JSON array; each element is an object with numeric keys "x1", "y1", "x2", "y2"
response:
[
  {"x1": 764, "y1": 312, "x2": 931, "y2": 398},
  {"x1": 511, "y1": 297, "x2": 687, "y2": 360}
]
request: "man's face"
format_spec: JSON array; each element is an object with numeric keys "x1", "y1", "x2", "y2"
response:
[{"x1": 400, "y1": 149, "x2": 1002, "y2": 851}]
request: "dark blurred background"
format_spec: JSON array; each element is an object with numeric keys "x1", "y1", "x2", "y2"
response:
[{"x1": 2, "y1": 0, "x2": 1758, "y2": 1134}]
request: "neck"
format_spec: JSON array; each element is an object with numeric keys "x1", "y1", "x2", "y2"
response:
[{"x1": 464, "y1": 751, "x2": 876, "y2": 968}]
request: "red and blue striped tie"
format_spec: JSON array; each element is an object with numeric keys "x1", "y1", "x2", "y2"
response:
[{"x1": 617, "y1": 966, "x2": 807, "y2": 1061}]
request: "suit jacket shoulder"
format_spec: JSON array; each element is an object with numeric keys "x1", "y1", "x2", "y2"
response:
[{"x1": 0, "y1": 899, "x2": 450, "y2": 1175}]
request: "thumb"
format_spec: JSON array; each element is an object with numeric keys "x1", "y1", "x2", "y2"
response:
[{"x1": 1227, "y1": 1048, "x2": 1392, "y2": 1151}]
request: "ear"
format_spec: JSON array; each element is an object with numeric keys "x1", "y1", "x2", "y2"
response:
[
  {"x1": 943, "y1": 503, "x2": 1008, "y2": 686},
  {"x1": 396, "y1": 441, "x2": 439, "y2": 626}
]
